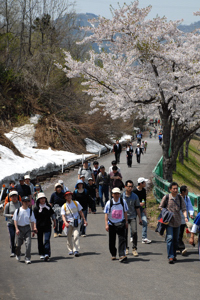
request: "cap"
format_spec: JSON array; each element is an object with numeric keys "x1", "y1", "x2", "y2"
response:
[
  {"x1": 137, "y1": 177, "x2": 148, "y2": 184},
  {"x1": 112, "y1": 187, "x2": 121, "y2": 194},
  {"x1": 19, "y1": 176, "x2": 24, "y2": 181},
  {"x1": 55, "y1": 183, "x2": 62, "y2": 189},
  {"x1": 88, "y1": 178, "x2": 93, "y2": 181},
  {"x1": 9, "y1": 191, "x2": 18, "y2": 197},
  {"x1": 64, "y1": 191, "x2": 73, "y2": 197},
  {"x1": 21, "y1": 196, "x2": 30, "y2": 202},
  {"x1": 76, "y1": 179, "x2": 84, "y2": 185},
  {"x1": 99, "y1": 165, "x2": 105, "y2": 169},
  {"x1": 24, "y1": 175, "x2": 30, "y2": 180},
  {"x1": 35, "y1": 183, "x2": 41, "y2": 189},
  {"x1": 37, "y1": 192, "x2": 47, "y2": 201},
  {"x1": 8, "y1": 186, "x2": 16, "y2": 191},
  {"x1": 137, "y1": 143, "x2": 140, "y2": 146},
  {"x1": 80, "y1": 175, "x2": 85, "y2": 178},
  {"x1": 58, "y1": 180, "x2": 64, "y2": 184}
]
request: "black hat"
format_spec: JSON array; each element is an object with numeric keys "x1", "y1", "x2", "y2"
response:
[
  {"x1": 21, "y1": 196, "x2": 30, "y2": 202},
  {"x1": 19, "y1": 176, "x2": 24, "y2": 181}
]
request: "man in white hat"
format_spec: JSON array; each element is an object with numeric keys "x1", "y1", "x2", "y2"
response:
[
  {"x1": 104, "y1": 188, "x2": 128, "y2": 263},
  {"x1": 133, "y1": 177, "x2": 151, "y2": 244}
]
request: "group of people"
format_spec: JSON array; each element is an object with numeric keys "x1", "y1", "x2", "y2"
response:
[{"x1": 2, "y1": 157, "x2": 200, "y2": 265}]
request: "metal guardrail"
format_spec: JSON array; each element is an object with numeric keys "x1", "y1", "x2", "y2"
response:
[{"x1": 152, "y1": 157, "x2": 200, "y2": 216}]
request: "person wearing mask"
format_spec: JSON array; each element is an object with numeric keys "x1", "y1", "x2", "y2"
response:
[
  {"x1": 72, "y1": 180, "x2": 90, "y2": 237},
  {"x1": 34, "y1": 192, "x2": 56, "y2": 261},
  {"x1": 50, "y1": 183, "x2": 65, "y2": 238}
]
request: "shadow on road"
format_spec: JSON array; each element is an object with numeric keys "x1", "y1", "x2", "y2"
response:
[{"x1": 80, "y1": 252, "x2": 101, "y2": 256}]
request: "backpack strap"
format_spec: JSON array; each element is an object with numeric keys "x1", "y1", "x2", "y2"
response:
[
  {"x1": 73, "y1": 201, "x2": 78, "y2": 209},
  {"x1": 64, "y1": 203, "x2": 66, "y2": 212},
  {"x1": 109, "y1": 198, "x2": 124, "y2": 213},
  {"x1": 164, "y1": 194, "x2": 169, "y2": 208}
]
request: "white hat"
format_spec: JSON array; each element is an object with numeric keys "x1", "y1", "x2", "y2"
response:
[
  {"x1": 138, "y1": 177, "x2": 148, "y2": 184},
  {"x1": 58, "y1": 180, "x2": 64, "y2": 184},
  {"x1": 88, "y1": 178, "x2": 93, "y2": 181},
  {"x1": 37, "y1": 192, "x2": 47, "y2": 200},
  {"x1": 55, "y1": 183, "x2": 62, "y2": 189},
  {"x1": 112, "y1": 187, "x2": 121, "y2": 194},
  {"x1": 80, "y1": 174, "x2": 85, "y2": 178},
  {"x1": 9, "y1": 191, "x2": 18, "y2": 197},
  {"x1": 24, "y1": 174, "x2": 30, "y2": 179}
]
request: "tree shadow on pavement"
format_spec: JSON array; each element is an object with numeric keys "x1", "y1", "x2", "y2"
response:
[
  {"x1": 138, "y1": 252, "x2": 162, "y2": 256},
  {"x1": 80, "y1": 252, "x2": 101, "y2": 256},
  {"x1": 86, "y1": 233, "x2": 107, "y2": 237}
]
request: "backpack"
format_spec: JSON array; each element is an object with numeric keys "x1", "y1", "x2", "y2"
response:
[
  {"x1": 17, "y1": 207, "x2": 32, "y2": 217},
  {"x1": 63, "y1": 201, "x2": 78, "y2": 212},
  {"x1": 164, "y1": 194, "x2": 182, "y2": 209},
  {"x1": 80, "y1": 167, "x2": 92, "y2": 173},
  {"x1": 109, "y1": 197, "x2": 125, "y2": 213}
]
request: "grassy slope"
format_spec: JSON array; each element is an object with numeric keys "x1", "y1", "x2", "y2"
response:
[{"x1": 147, "y1": 137, "x2": 200, "y2": 243}]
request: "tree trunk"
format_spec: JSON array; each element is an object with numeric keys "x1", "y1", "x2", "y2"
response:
[
  {"x1": 179, "y1": 144, "x2": 184, "y2": 164},
  {"x1": 185, "y1": 136, "x2": 192, "y2": 158}
]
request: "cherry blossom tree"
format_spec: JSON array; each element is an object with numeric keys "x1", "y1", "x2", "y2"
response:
[{"x1": 57, "y1": 1, "x2": 200, "y2": 181}]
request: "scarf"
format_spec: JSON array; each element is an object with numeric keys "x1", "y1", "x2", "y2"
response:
[{"x1": 39, "y1": 203, "x2": 50, "y2": 213}]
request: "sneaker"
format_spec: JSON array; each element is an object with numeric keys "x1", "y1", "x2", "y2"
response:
[
  {"x1": 44, "y1": 254, "x2": 49, "y2": 262},
  {"x1": 40, "y1": 255, "x2": 45, "y2": 260},
  {"x1": 58, "y1": 233, "x2": 62, "y2": 237},
  {"x1": 181, "y1": 248, "x2": 187, "y2": 256},
  {"x1": 142, "y1": 238, "x2": 152, "y2": 244},
  {"x1": 74, "y1": 251, "x2": 79, "y2": 257},
  {"x1": 130, "y1": 237, "x2": 133, "y2": 242},
  {"x1": 168, "y1": 258, "x2": 174, "y2": 264},
  {"x1": 68, "y1": 251, "x2": 73, "y2": 255},
  {"x1": 132, "y1": 249, "x2": 139, "y2": 257},
  {"x1": 119, "y1": 256, "x2": 127, "y2": 263},
  {"x1": 10, "y1": 253, "x2": 15, "y2": 257},
  {"x1": 16, "y1": 255, "x2": 21, "y2": 261},
  {"x1": 173, "y1": 257, "x2": 177, "y2": 262},
  {"x1": 111, "y1": 257, "x2": 116, "y2": 260},
  {"x1": 81, "y1": 234, "x2": 86, "y2": 237},
  {"x1": 25, "y1": 259, "x2": 31, "y2": 264},
  {"x1": 126, "y1": 248, "x2": 129, "y2": 255},
  {"x1": 54, "y1": 233, "x2": 58, "y2": 238}
]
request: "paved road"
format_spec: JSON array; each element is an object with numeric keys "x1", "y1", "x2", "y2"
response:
[{"x1": 0, "y1": 137, "x2": 199, "y2": 300}]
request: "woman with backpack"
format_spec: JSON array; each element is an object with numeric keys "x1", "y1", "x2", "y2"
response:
[
  {"x1": 61, "y1": 191, "x2": 88, "y2": 256},
  {"x1": 3, "y1": 191, "x2": 21, "y2": 257},
  {"x1": 50, "y1": 183, "x2": 65, "y2": 238},
  {"x1": 34, "y1": 192, "x2": 56, "y2": 261},
  {"x1": 72, "y1": 180, "x2": 90, "y2": 237}
]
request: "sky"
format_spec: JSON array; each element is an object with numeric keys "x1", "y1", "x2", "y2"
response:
[{"x1": 75, "y1": 0, "x2": 200, "y2": 25}]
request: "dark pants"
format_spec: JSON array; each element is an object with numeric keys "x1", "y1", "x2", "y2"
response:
[
  {"x1": 127, "y1": 155, "x2": 132, "y2": 167},
  {"x1": 115, "y1": 152, "x2": 121, "y2": 163},
  {"x1": 90, "y1": 198, "x2": 96, "y2": 212},
  {"x1": 54, "y1": 219, "x2": 63, "y2": 234},
  {"x1": 99, "y1": 185, "x2": 109, "y2": 208},
  {"x1": 125, "y1": 219, "x2": 138, "y2": 249},
  {"x1": 178, "y1": 224, "x2": 186, "y2": 251},
  {"x1": 136, "y1": 154, "x2": 141, "y2": 163},
  {"x1": 80, "y1": 209, "x2": 87, "y2": 235},
  {"x1": 7, "y1": 223, "x2": 16, "y2": 254},
  {"x1": 37, "y1": 227, "x2": 52, "y2": 257},
  {"x1": 109, "y1": 224, "x2": 126, "y2": 257}
]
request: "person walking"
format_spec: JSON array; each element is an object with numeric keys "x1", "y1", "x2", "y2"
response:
[
  {"x1": 178, "y1": 185, "x2": 194, "y2": 255},
  {"x1": 135, "y1": 144, "x2": 143, "y2": 164},
  {"x1": 113, "y1": 140, "x2": 122, "y2": 163},
  {"x1": 78, "y1": 160, "x2": 95, "y2": 184},
  {"x1": 96, "y1": 165, "x2": 110, "y2": 209},
  {"x1": 122, "y1": 180, "x2": 142, "y2": 257},
  {"x1": 104, "y1": 188, "x2": 128, "y2": 263},
  {"x1": 72, "y1": 180, "x2": 90, "y2": 237},
  {"x1": 34, "y1": 192, "x2": 56, "y2": 261},
  {"x1": 61, "y1": 191, "x2": 88, "y2": 257},
  {"x1": 13, "y1": 196, "x2": 37, "y2": 264},
  {"x1": 133, "y1": 177, "x2": 151, "y2": 244},
  {"x1": 159, "y1": 182, "x2": 188, "y2": 264},
  {"x1": 126, "y1": 143, "x2": 133, "y2": 167},
  {"x1": 3, "y1": 191, "x2": 21, "y2": 257},
  {"x1": 50, "y1": 183, "x2": 65, "y2": 238}
]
